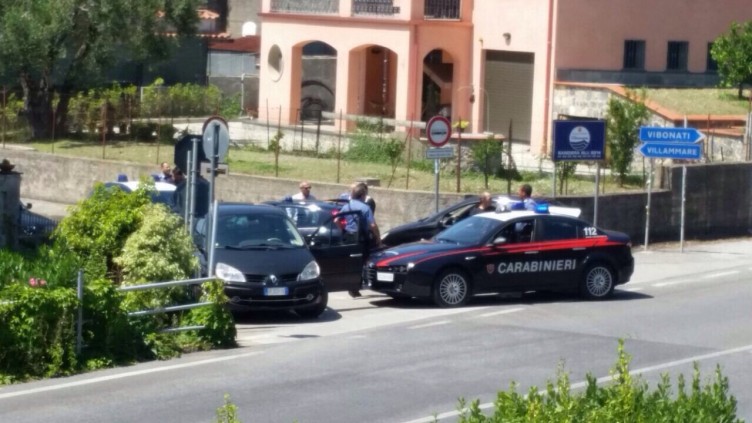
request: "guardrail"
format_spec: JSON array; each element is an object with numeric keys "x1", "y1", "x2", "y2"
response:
[{"x1": 74, "y1": 271, "x2": 217, "y2": 354}]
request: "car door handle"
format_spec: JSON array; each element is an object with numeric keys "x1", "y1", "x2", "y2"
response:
[
  {"x1": 524, "y1": 251, "x2": 539, "y2": 255},
  {"x1": 350, "y1": 253, "x2": 363, "y2": 258},
  {"x1": 572, "y1": 247, "x2": 586, "y2": 251}
]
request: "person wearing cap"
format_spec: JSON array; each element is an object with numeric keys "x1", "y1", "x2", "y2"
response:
[{"x1": 292, "y1": 181, "x2": 316, "y2": 201}]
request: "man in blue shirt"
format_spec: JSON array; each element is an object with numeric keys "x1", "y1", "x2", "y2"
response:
[{"x1": 340, "y1": 182, "x2": 380, "y2": 297}]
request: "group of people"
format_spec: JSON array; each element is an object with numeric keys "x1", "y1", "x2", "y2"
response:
[
  {"x1": 468, "y1": 184, "x2": 538, "y2": 215},
  {"x1": 291, "y1": 180, "x2": 379, "y2": 298},
  {"x1": 156, "y1": 161, "x2": 209, "y2": 218}
]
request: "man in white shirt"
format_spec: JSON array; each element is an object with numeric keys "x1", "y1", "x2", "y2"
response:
[{"x1": 291, "y1": 181, "x2": 316, "y2": 201}]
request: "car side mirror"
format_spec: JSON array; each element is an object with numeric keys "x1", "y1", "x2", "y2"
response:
[
  {"x1": 440, "y1": 216, "x2": 455, "y2": 227},
  {"x1": 492, "y1": 236, "x2": 508, "y2": 246}
]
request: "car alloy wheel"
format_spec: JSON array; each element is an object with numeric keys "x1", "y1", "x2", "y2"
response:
[
  {"x1": 434, "y1": 269, "x2": 469, "y2": 307},
  {"x1": 582, "y1": 264, "x2": 614, "y2": 299}
]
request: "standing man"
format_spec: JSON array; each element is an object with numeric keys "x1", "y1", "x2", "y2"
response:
[
  {"x1": 158, "y1": 162, "x2": 174, "y2": 183},
  {"x1": 518, "y1": 184, "x2": 537, "y2": 210},
  {"x1": 340, "y1": 183, "x2": 380, "y2": 298},
  {"x1": 292, "y1": 180, "x2": 316, "y2": 201},
  {"x1": 469, "y1": 192, "x2": 493, "y2": 216}
]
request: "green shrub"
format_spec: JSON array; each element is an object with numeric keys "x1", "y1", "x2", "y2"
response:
[
  {"x1": 184, "y1": 280, "x2": 236, "y2": 349},
  {"x1": 53, "y1": 182, "x2": 152, "y2": 282},
  {"x1": 343, "y1": 119, "x2": 393, "y2": 162},
  {"x1": 0, "y1": 283, "x2": 79, "y2": 382},
  {"x1": 215, "y1": 394, "x2": 241, "y2": 423},
  {"x1": 79, "y1": 277, "x2": 142, "y2": 367},
  {"x1": 457, "y1": 340, "x2": 740, "y2": 422},
  {"x1": 115, "y1": 203, "x2": 235, "y2": 355}
]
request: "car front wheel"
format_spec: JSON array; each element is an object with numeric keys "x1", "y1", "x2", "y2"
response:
[
  {"x1": 580, "y1": 263, "x2": 615, "y2": 300},
  {"x1": 433, "y1": 269, "x2": 470, "y2": 308}
]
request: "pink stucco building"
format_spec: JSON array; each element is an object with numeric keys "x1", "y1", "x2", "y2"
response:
[{"x1": 257, "y1": 0, "x2": 752, "y2": 154}]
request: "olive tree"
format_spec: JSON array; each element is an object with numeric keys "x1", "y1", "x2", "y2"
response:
[{"x1": 0, "y1": 0, "x2": 200, "y2": 138}]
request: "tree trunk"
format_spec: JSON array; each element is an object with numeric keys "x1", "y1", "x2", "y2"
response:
[
  {"x1": 54, "y1": 91, "x2": 72, "y2": 137},
  {"x1": 20, "y1": 73, "x2": 53, "y2": 139},
  {"x1": 738, "y1": 84, "x2": 744, "y2": 100}
]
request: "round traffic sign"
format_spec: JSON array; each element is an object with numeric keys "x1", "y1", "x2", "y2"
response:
[
  {"x1": 202, "y1": 116, "x2": 230, "y2": 162},
  {"x1": 426, "y1": 115, "x2": 451, "y2": 147}
]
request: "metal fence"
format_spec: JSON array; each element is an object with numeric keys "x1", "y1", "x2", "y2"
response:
[{"x1": 75, "y1": 272, "x2": 216, "y2": 354}]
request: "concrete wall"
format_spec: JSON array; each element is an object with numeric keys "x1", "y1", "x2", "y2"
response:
[{"x1": 4, "y1": 148, "x2": 751, "y2": 244}]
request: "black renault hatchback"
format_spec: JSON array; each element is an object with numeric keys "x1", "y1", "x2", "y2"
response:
[
  {"x1": 195, "y1": 203, "x2": 328, "y2": 318},
  {"x1": 195, "y1": 203, "x2": 369, "y2": 318}
]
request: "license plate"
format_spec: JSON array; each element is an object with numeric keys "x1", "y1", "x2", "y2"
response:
[
  {"x1": 377, "y1": 272, "x2": 394, "y2": 282},
  {"x1": 264, "y1": 287, "x2": 288, "y2": 296}
]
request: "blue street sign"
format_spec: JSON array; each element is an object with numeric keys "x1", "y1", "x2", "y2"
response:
[
  {"x1": 553, "y1": 120, "x2": 606, "y2": 161},
  {"x1": 639, "y1": 142, "x2": 702, "y2": 160},
  {"x1": 639, "y1": 126, "x2": 704, "y2": 143}
]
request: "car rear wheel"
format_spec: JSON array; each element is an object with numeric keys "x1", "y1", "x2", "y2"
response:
[
  {"x1": 433, "y1": 269, "x2": 470, "y2": 308},
  {"x1": 296, "y1": 290, "x2": 328, "y2": 318},
  {"x1": 580, "y1": 263, "x2": 615, "y2": 299}
]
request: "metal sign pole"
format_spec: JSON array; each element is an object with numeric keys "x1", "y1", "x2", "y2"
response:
[
  {"x1": 209, "y1": 123, "x2": 219, "y2": 206},
  {"x1": 594, "y1": 162, "x2": 600, "y2": 227},
  {"x1": 208, "y1": 199, "x2": 219, "y2": 276},
  {"x1": 644, "y1": 159, "x2": 653, "y2": 250},
  {"x1": 434, "y1": 158, "x2": 440, "y2": 213},
  {"x1": 680, "y1": 165, "x2": 687, "y2": 253},
  {"x1": 552, "y1": 161, "x2": 557, "y2": 199},
  {"x1": 680, "y1": 117, "x2": 687, "y2": 253},
  {"x1": 189, "y1": 138, "x2": 200, "y2": 230}
]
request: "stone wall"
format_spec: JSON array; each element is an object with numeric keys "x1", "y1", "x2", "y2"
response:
[{"x1": 3, "y1": 148, "x2": 752, "y2": 245}]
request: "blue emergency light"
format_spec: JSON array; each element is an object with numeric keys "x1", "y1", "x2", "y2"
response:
[{"x1": 534, "y1": 203, "x2": 549, "y2": 214}]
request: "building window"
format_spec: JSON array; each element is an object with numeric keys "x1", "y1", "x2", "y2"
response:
[
  {"x1": 706, "y1": 42, "x2": 718, "y2": 73},
  {"x1": 623, "y1": 40, "x2": 645, "y2": 70},
  {"x1": 666, "y1": 41, "x2": 688, "y2": 71}
]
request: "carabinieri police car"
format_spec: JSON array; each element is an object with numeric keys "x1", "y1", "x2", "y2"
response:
[{"x1": 363, "y1": 204, "x2": 634, "y2": 307}]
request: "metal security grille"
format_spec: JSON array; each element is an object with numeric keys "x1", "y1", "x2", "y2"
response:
[
  {"x1": 623, "y1": 40, "x2": 645, "y2": 70},
  {"x1": 667, "y1": 41, "x2": 689, "y2": 71},
  {"x1": 352, "y1": 0, "x2": 400, "y2": 16},
  {"x1": 424, "y1": 0, "x2": 461, "y2": 19},
  {"x1": 270, "y1": 0, "x2": 338, "y2": 14}
]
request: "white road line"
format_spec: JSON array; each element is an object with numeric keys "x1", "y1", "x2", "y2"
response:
[
  {"x1": 701, "y1": 270, "x2": 739, "y2": 279},
  {"x1": 654, "y1": 270, "x2": 741, "y2": 288},
  {"x1": 478, "y1": 307, "x2": 525, "y2": 318},
  {"x1": 0, "y1": 351, "x2": 262, "y2": 400},
  {"x1": 402, "y1": 343, "x2": 752, "y2": 423},
  {"x1": 409, "y1": 320, "x2": 451, "y2": 330},
  {"x1": 653, "y1": 281, "x2": 681, "y2": 288}
]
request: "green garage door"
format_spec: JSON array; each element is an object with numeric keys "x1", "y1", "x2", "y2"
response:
[{"x1": 484, "y1": 51, "x2": 534, "y2": 143}]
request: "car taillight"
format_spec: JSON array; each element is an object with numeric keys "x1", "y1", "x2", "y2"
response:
[{"x1": 331, "y1": 209, "x2": 346, "y2": 229}]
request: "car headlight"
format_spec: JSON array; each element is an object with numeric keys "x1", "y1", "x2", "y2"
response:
[
  {"x1": 298, "y1": 260, "x2": 320, "y2": 281},
  {"x1": 215, "y1": 262, "x2": 246, "y2": 283}
]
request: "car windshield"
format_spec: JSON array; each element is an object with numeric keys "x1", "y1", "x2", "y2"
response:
[
  {"x1": 215, "y1": 212, "x2": 305, "y2": 249},
  {"x1": 435, "y1": 216, "x2": 504, "y2": 245},
  {"x1": 279, "y1": 204, "x2": 330, "y2": 228}
]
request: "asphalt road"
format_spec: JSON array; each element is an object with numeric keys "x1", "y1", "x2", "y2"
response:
[{"x1": 1, "y1": 239, "x2": 751, "y2": 422}]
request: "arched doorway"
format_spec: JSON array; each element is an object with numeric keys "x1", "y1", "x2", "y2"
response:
[
  {"x1": 298, "y1": 41, "x2": 337, "y2": 122},
  {"x1": 364, "y1": 46, "x2": 396, "y2": 118},
  {"x1": 421, "y1": 49, "x2": 454, "y2": 122}
]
